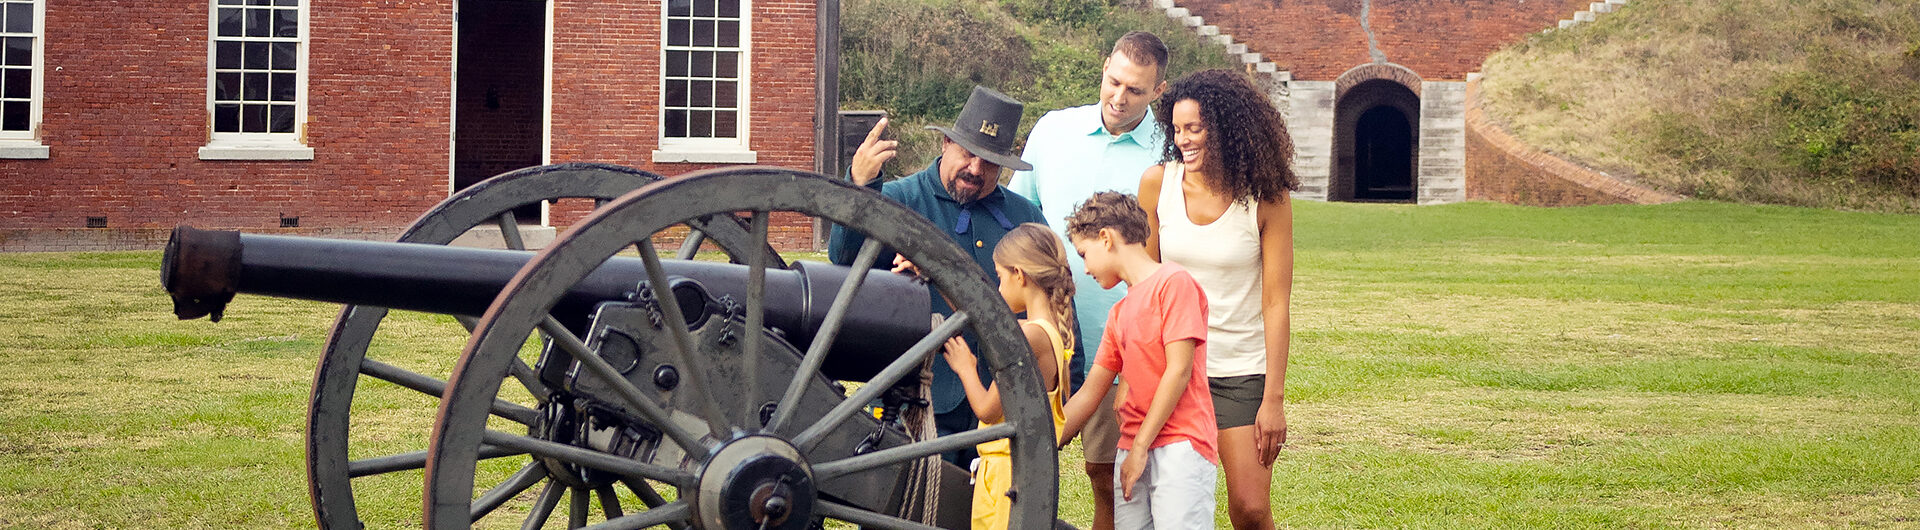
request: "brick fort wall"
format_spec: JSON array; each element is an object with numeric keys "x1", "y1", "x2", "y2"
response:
[{"x1": 1178, "y1": 0, "x2": 1596, "y2": 81}]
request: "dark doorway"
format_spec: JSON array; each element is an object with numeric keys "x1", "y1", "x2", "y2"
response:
[
  {"x1": 1353, "y1": 106, "x2": 1414, "y2": 201},
  {"x1": 455, "y1": 0, "x2": 546, "y2": 222},
  {"x1": 1332, "y1": 79, "x2": 1419, "y2": 203}
]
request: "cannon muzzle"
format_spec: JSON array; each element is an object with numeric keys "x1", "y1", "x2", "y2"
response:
[{"x1": 162, "y1": 225, "x2": 931, "y2": 381}]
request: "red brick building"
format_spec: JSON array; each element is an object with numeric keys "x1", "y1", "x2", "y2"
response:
[{"x1": 0, "y1": 0, "x2": 833, "y2": 251}]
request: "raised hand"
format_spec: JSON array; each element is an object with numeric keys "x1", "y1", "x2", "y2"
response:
[{"x1": 850, "y1": 117, "x2": 898, "y2": 185}]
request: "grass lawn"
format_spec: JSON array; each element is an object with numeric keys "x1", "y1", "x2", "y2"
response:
[{"x1": 3, "y1": 200, "x2": 1917, "y2": 528}]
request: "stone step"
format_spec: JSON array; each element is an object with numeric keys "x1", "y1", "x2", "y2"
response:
[
  {"x1": 1212, "y1": 34, "x2": 1235, "y2": 46},
  {"x1": 1184, "y1": 15, "x2": 1204, "y2": 27},
  {"x1": 1241, "y1": 52, "x2": 1263, "y2": 64},
  {"x1": 1574, "y1": 10, "x2": 1596, "y2": 22},
  {"x1": 1152, "y1": 0, "x2": 1174, "y2": 9},
  {"x1": 1225, "y1": 43, "x2": 1247, "y2": 54},
  {"x1": 1558, "y1": 19, "x2": 1577, "y2": 29},
  {"x1": 1198, "y1": 25, "x2": 1220, "y2": 36},
  {"x1": 1590, "y1": 2, "x2": 1614, "y2": 13},
  {"x1": 1165, "y1": 7, "x2": 1189, "y2": 18},
  {"x1": 1255, "y1": 62, "x2": 1278, "y2": 73}
]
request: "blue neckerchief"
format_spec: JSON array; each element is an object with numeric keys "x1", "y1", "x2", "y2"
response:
[{"x1": 953, "y1": 192, "x2": 1015, "y2": 234}]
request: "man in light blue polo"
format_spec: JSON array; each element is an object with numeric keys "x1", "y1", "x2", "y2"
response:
[{"x1": 1005, "y1": 30, "x2": 1168, "y2": 530}]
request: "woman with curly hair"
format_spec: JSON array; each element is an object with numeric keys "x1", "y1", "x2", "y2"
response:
[{"x1": 1136, "y1": 68, "x2": 1298, "y2": 529}]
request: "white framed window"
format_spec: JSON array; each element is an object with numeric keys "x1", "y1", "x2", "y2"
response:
[
  {"x1": 200, "y1": 0, "x2": 312, "y2": 160},
  {"x1": 0, "y1": 0, "x2": 46, "y2": 159},
  {"x1": 652, "y1": 0, "x2": 755, "y2": 164}
]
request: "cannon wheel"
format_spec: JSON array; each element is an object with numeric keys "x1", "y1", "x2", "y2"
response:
[
  {"x1": 423, "y1": 167, "x2": 1059, "y2": 529},
  {"x1": 309, "y1": 163, "x2": 785, "y2": 529}
]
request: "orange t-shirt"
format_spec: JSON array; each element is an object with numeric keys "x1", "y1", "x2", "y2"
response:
[{"x1": 1094, "y1": 262, "x2": 1219, "y2": 464}]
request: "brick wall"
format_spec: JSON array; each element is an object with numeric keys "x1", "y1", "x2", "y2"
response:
[
  {"x1": 0, "y1": 0, "x2": 455, "y2": 249},
  {"x1": 1464, "y1": 81, "x2": 1682, "y2": 207},
  {"x1": 546, "y1": 0, "x2": 819, "y2": 251},
  {"x1": 1179, "y1": 0, "x2": 1595, "y2": 81},
  {"x1": 2, "y1": 0, "x2": 821, "y2": 253}
]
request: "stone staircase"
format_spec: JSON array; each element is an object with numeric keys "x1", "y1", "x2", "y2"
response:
[
  {"x1": 1552, "y1": 0, "x2": 1632, "y2": 30},
  {"x1": 1148, "y1": 0, "x2": 1291, "y2": 113}
]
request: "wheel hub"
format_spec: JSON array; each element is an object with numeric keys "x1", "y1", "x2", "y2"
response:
[{"x1": 695, "y1": 435, "x2": 815, "y2": 530}]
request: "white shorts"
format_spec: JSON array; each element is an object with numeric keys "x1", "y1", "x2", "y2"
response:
[{"x1": 1112, "y1": 441, "x2": 1217, "y2": 529}]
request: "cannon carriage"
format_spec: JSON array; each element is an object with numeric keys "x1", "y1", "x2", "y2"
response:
[{"x1": 160, "y1": 164, "x2": 1064, "y2": 530}]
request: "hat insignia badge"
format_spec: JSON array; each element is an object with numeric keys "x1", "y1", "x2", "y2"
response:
[{"x1": 979, "y1": 120, "x2": 1000, "y2": 137}]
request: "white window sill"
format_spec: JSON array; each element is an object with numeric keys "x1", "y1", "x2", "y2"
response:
[
  {"x1": 0, "y1": 142, "x2": 49, "y2": 159},
  {"x1": 651, "y1": 148, "x2": 757, "y2": 164},
  {"x1": 199, "y1": 143, "x2": 316, "y2": 161}
]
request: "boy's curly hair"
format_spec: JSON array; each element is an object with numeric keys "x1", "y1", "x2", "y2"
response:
[
  {"x1": 1154, "y1": 69, "x2": 1299, "y2": 203},
  {"x1": 1064, "y1": 191, "x2": 1150, "y2": 245}
]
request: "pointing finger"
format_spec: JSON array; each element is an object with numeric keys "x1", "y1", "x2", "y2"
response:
[{"x1": 863, "y1": 117, "x2": 890, "y2": 145}]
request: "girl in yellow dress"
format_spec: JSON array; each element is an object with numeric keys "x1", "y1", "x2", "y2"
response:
[{"x1": 942, "y1": 222, "x2": 1077, "y2": 530}]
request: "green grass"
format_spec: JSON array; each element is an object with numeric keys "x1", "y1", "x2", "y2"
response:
[{"x1": 4, "y1": 200, "x2": 1919, "y2": 528}]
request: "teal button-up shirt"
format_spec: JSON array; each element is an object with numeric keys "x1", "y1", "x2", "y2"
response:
[
  {"x1": 829, "y1": 157, "x2": 1049, "y2": 414},
  {"x1": 1007, "y1": 104, "x2": 1166, "y2": 381}
]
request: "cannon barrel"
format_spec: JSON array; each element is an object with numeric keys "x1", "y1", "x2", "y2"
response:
[{"x1": 161, "y1": 226, "x2": 931, "y2": 381}]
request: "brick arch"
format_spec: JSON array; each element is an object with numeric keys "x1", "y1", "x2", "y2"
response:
[{"x1": 1334, "y1": 62, "x2": 1423, "y2": 100}]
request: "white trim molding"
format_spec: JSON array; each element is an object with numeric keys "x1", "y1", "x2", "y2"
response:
[
  {"x1": 0, "y1": 141, "x2": 47, "y2": 159},
  {"x1": 0, "y1": 0, "x2": 47, "y2": 152},
  {"x1": 650, "y1": 148, "x2": 756, "y2": 164},
  {"x1": 657, "y1": 0, "x2": 752, "y2": 157},
  {"x1": 201, "y1": 0, "x2": 313, "y2": 159},
  {"x1": 197, "y1": 142, "x2": 315, "y2": 160}
]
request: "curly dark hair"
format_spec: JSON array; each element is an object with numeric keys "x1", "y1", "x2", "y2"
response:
[
  {"x1": 1154, "y1": 69, "x2": 1298, "y2": 203},
  {"x1": 1064, "y1": 191, "x2": 1150, "y2": 245}
]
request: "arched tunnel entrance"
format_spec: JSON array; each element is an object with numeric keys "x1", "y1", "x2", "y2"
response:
[{"x1": 1333, "y1": 79, "x2": 1420, "y2": 203}]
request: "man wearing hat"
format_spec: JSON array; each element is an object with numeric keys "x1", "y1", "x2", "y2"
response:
[{"x1": 828, "y1": 86, "x2": 1049, "y2": 464}]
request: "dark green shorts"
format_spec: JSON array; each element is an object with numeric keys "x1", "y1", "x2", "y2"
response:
[{"x1": 1209, "y1": 374, "x2": 1266, "y2": 429}]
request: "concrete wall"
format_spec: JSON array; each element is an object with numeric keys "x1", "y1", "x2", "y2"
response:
[
  {"x1": 1287, "y1": 81, "x2": 1335, "y2": 202},
  {"x1": 1416, "y1": 81, "x2": 1466, "y2": 204}
]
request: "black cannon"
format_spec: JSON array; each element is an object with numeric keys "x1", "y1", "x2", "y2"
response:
[
  {"x1": 162, "y1": 226, "x2": 931, "y2": 382},
  {"x1": 160, "y1": 164, "x2": 1063, "y2": 530}
]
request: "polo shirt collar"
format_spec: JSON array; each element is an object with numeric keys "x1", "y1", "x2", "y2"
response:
[{"x1": 1085, "y1": 105, "x2": 1159, "y2": 147}]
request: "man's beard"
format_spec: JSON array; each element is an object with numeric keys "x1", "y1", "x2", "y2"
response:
[{"x1": 946, "y1": 170, "x2": 989, "y2": 203}]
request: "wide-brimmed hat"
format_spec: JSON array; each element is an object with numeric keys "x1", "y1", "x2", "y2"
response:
[{"x1": 925, "y1": 86, "x2": 1032, "y2": 171}]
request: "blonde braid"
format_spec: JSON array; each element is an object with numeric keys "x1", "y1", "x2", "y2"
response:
[
  {"x1": 994, "y1": 223, "x2": 1078, "y2": 354},
  {"x1": 1039, "y1": 272, "x2": 1077, "y2": 355}
]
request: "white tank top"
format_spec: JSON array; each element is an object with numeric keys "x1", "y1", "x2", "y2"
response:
[{"x1": 1157, "y1": 161, "x2": 1267, "y2": 377}]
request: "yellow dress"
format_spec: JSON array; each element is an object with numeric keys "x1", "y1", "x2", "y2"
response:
[{"x1": 970, "y1": 319, "x2": 1071, "y2": 530}]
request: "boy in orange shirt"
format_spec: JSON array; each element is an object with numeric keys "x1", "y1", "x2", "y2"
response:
[{"x1": 1058, "y1": 191, "x2": 1219, "y2": 529}]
